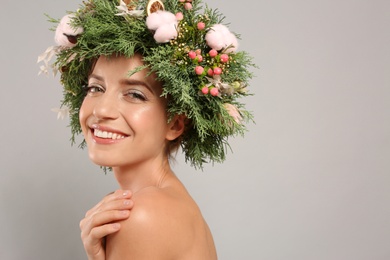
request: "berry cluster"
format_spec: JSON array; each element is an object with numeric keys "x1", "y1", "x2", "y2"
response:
[{"x1": 191, "y1": 50, "x2": 231, "y2": 96}]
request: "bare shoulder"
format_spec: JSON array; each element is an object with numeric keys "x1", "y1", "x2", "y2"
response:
[{"x1": 106, "y1": 182, "x2": 216, "y2": 259}]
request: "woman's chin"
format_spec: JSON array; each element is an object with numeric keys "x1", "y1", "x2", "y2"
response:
[{"x1": 88, "y1": 153, "x2": 118, "y2": 168}]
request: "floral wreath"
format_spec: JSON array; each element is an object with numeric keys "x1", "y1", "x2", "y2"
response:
[{"x1": 38, "y1": 0, "x2": 255, "y2": 169}]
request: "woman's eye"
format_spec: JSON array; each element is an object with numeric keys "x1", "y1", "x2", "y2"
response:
[
  {"x1": 86, "y1": 85, "x2": 104, "y2": 95},
  {"x1": 126, "y1": 91, "x2": 147, "y2": 101}
]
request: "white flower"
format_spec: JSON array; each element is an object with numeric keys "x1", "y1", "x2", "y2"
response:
[
  {"x1": 51, "y1": 107, "x2": 70, "y2": 120},
  {"x1": 38, "y1": 65, "x2": 48, "y2": 76},
  {"x1": 116, "y1": 0, "x2": 144, "y2": 17},
  {"x1": 37, "y1": 46, "x2": 60, "y2": 76}
]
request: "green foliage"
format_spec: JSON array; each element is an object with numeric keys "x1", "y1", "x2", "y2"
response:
[{"x1": 45, "y1": 0, "x2": 256, "y2": 169}]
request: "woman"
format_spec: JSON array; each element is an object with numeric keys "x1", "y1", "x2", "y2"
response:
[
  {"x1": 79, "y1": 54, "x2": 217, "y2": 259},
  {"x1": 39, "y1": 0, "x2": 254, "y2": 258}
]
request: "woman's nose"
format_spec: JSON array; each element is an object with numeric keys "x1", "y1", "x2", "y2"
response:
[{"x1": 92, "y1": 92, "x2": 120, "y2": 120}]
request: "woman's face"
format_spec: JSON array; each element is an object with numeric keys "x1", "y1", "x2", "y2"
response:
[{"x1": 79, "y1": 54, "x2": 174, "y2": 168}]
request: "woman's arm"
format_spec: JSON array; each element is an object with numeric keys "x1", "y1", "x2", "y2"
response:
[{"x1": 79, "y1": 190, "x2": 134, "y2": 260}]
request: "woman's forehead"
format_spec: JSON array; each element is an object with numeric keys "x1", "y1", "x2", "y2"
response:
[{"x1": 91, "y1": 54, "x2": 163, "y2": 94}]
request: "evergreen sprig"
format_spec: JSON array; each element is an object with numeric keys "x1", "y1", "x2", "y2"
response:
[{"x1": 44, "y1": 0, "x2": 256, "y2": 169}]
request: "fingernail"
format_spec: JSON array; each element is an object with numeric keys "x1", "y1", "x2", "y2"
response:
[
  {"x1": 122, "y1": 190, "x2": 130, "y2": 196},
  {"x1": 113, "y1": 223, "x2": 120, "y2": 230},
  {"x1": 123, "y1": 200, "x2": 131, "y2": 205}
]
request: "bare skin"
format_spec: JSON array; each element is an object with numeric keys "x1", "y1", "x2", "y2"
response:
[
  {"x1": 79, "y1": 54, "x2": 217, "y2": 259},
  {"x1": 80, "y1": 190, "x2": 134, "y2": 259}
]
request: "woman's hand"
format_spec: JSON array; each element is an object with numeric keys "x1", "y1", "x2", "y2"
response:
[{"x1": 80, "y1": 190, "x2": 133, "y2": 260}]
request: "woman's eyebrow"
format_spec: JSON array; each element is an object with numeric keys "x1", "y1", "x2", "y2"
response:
[
  {"x1": 120, "y1": 78, "x2": 154, "y2": 94},
  {"x1": 88, "y1": 73, "x2": 104, "y2": 82}
]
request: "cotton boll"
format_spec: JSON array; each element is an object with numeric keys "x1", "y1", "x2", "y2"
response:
[
  {"x1": 54, "y1": 14, "x2": 83, "y2": 47},
  {"x1": 154, "y1": 23, "x2": 178, "y2": 43},
  {"x1": 146, "y1": 12, "x2": 162, "y2": 30},
  {"x1": 206, "y1": 24, "x2": 239, "y2": 53},
  {"x1": 159, "y1": 11, "x2": 177, "y2": 24},
  {"x1": 146, "y1": 11, "x2": 177, "y2": 31},
  {"x1": 225, "y1": 33, "x2": 239, "y2": 53},
  {"x1": 205, "y1": 31, "x2": 225, "y2": 51}
]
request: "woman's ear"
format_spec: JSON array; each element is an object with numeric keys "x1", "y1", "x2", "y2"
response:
[{"x1": 166, "y1": 114, "x2": 186, "y2": 141}]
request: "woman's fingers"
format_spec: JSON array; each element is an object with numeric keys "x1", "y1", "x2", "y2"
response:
[
  {"x1": 85, "y1": 190, "x2": 132, "y2": 218},
  {"x1": 82, "y1": 209, "x2": 130, "y2": 234},
  {"x1": 80, "y1": 190, "x2": 133, "y2": 259}
]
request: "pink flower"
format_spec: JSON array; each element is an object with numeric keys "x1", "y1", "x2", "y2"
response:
[
  {"x1": 195, "y1": 66, "x2": 204, "y2": 75},
  {"x1": 146, "y1": 11, "x2": 178, "y2": 43},
  {"x1": 54, "y1": 14, "x2": 84, "y2": 47},
  {"x1": 175, "y1": 12, "x2": 184, "y2": 21},
  {"x1": 207, "y1": 68, "x2": 214, "y2": 76},
  {"x1": 188, "y1": 51, "x2": 196, "y2": 59},
  {"x1": 205, "y1": 24, "x2": 238, "y2": 53},
  {"x1": 195, "y1": 49, "x2": 201, "y2": 55},
  {"x1": 196, "y1": 55, "x2": 203, "y2": 62},
  {"x1": 201, "y1": 86, "x2": 209, "y2": 94},
  {"x1": 209, "y1": 49, "x2": 218, "y2": 58},
  {"x1": 197, "y1": 22, "x2": 205, "y2": 30},
  {"x1": 224, "y1": 103, "x2": 242, "y2": 123},
  {"x1": 220, "y1": 54, "x2": 229, "y2": 63}
]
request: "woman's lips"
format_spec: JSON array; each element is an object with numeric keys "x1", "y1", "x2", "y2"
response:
[
  {"x1": 94, "y1": 129, "x2": 127, "y2": 140},
  {"x1": 89, "y1": 124, "x2": 129, "y2": 144}
]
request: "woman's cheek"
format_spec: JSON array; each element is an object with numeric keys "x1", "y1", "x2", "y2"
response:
[{"x1": 79, "y1": 100, "x2": 91, "y2": 135}]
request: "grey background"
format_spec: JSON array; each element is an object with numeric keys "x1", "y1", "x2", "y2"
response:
[{"x1": 1, "y1": 0, "x2": 389, "y2": 259}]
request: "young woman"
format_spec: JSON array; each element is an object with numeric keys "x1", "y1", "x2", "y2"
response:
[
  {"x1": 39, "y1": 0, "x2": 254, "y2": 259},
  {"x1": 79, "y1": 54, "x2": 217, "y2": 259}
]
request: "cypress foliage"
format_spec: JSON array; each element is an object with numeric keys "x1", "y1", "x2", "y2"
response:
[{"x1": 43, "y1": 0, "x2": 256, "y2": 169}]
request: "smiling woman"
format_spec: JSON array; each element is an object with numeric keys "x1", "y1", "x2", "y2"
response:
[
  {"x1": 80, "y1": 54, "x2": 181, "y2": 169},
  {"x1": 38, "y1": 0, "x2": 255, "y2": 259},
  {"x1": 79, "y1": 54, "x2": 217, "y2": 259}
]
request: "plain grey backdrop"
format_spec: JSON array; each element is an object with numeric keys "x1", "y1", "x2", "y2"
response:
[{"x1": 1, "y1": 0, "x2": 389, "y2": 259}]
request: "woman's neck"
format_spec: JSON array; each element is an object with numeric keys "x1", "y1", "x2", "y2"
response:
[{"x1": 112, "y1": 157, "x2": 173, "y2": 193}]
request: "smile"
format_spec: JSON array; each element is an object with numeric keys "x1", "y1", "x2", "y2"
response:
[{"x1": 93, "y1": 129, "x2": 127, "y2": 140}]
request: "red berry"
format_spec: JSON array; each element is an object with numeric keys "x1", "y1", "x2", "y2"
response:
[
  {"x1": 197, "y1": 22, "x2": 205, "y2": 30},
  {"x1": 207, "y1": 68, "x2": 214, "y2": 76},
  {"x1": 210, "y1": 87, "x2": 219, "y2": 96},
  {"x1": 184, "y1": 3, "x2": 192, "y2": 10},
  {"x1": 201, "y1": 87, "x2": 209, "y2": 94},
  {"x1": 209, "y1": 49, "x2": 218, "y2": 58},
  {"x1": 213, "y1": 67, "x2": 222, "y2": 75},
  {"x1": 220, "y1": 54, "x2": 229, "y2": 63},
  {"x1": 195, "y1": 66, "x2": 204, "y2": 75},
  {"x1": 188, "y1": 51, "x2": 196, "y2": 59},
  {"x1": 196, "y1": 55, "x2": 203, "y2": 62},
  {"x1": 176, "y1": 12, "x2": 184, "y2": 21}
]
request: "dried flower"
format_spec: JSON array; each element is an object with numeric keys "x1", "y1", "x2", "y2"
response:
[
  {"x1": 116, "y1": 0, "x2": 144, "y2": 17},
  {"x1": 224, "y1": 103, "x2": 242, "y2": 124}
]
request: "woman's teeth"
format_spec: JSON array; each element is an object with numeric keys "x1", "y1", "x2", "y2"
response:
[{"x1": 94, "y1": 129, "x2": 126, "y2": 139}]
